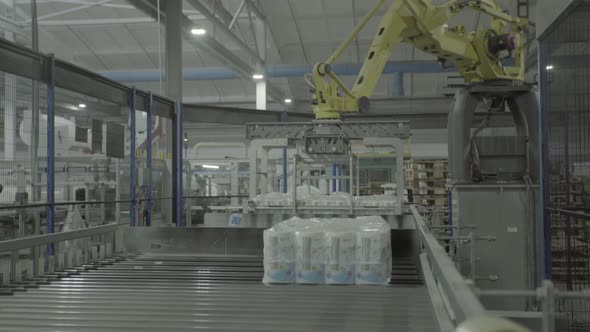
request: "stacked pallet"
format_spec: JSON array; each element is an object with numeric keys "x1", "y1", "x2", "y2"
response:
[
  {"x1": 551, "y1": 237, "x2": 590, "y2": 285},
  {"x1": 549, "y1": 173, "x2": 590, "y2": 286},
  {"x1": 404, "y1": 159, "x2": 449, "y2": 223}
]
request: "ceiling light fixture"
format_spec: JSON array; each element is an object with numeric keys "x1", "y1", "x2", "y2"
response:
[
  {"x1": 284, "y1": 98, "x2": 292, "y2": 104},
  {"x1": 202, "y1": 165, "x2": 220, "y2": 169},
  {"x1": 191, "y1": 28, "x2": 206, "y2": 36},
  {"x1": 252, "y1": 73, "x2": 264, "y2": 80},
  {"x1": 78, "y1": 103, "x2": 86, "y2": 108},
  {"x1": 546, "y1": 65, "x2": 554, "y2": 70}
]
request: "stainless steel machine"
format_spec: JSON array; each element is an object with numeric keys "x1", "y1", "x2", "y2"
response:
[
  {"x1": 188, "y1": 120, "x2": 411, "y2": 229},
  {"x1": 448, "y1": 84, "x2": 543, "y2": 310}
]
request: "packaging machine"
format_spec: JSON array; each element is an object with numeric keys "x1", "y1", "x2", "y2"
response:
[{"x1": 187, "y1": 120, "x2": 411, "y2": 229}]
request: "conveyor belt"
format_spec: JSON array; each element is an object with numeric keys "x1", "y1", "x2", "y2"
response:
[{"x1": 0, "y1": 255, "x2": 438, "y2": 332}]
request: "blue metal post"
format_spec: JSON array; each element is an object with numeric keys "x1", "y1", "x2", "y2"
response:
[
  {"x1": 129, "y1": 87, "x2": 136, "y2": 226},
  {"x1": 145, "y1": 93, "x2": 153, "y2": 227},
  {"x1": 281, "y1": 111, "x2": 288, "y2": 193},
  {"x1": 447, "y1": 190, "x2": 453, "y2": 227},
  {"x1": 338, "y1": 165, "x2": 342, "y2": 192},
  {"x1": 46, "y1": 55, "x2": 55, "y2": 257},
  {"x1": 174, "y1": 101, "x2": 184, "y2": 227},
  {"x1": 332, "y1": 164, "x2": 337, "y2": 193},
  {"x1": 393, "y1": 72, "x2": 404, "y2": 97},
  {"x1": 538, "y1": 41, "x2": 550, "y2": 280}
]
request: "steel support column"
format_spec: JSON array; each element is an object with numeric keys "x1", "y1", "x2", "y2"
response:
[
  {"x1": 332, "y1": 164, "x2": 337, "y2": 193},
  {"x1": 30, "y1": 2, "x2": 41, "y2": 276},
  {"x1": 129, "y1": 87, "x2": 137, "y2": 227},
  {"x1": 393, "y1": 72, "x2": 404, "y2": 97},
  {"x1": 173, "y1": 102, "x2": 184, "y2": 227},
  {"x1": 538, "y1": 42, "x2": 550, "y2": 280},
  {"x1": 282, "y1": 111, "x2": 288, "y2": 193},
  {"x1": 3, "y1": 29, "x2": 16, "y2": 161},
  {"x1": 165, "y1": 0, "x2": 183, "y2": 226},
  {"x1": 255, "y1": 9, "x2": 267, "y2": 110},
  {"x1": 46, "y1": 55, "x2": 55, "y2": 256},
  {"x1": 256, "y1": 81, "x2": 267, "y2": 110},
  {"x1": 337, "y1": 164, "x2": 342, "y2": 191},
  {"x1": 30, "y1": 0, "x2": 41, "y2": 204},
  {"x1": 146, "y1": 93, "x2": 153, "y2": 227}
]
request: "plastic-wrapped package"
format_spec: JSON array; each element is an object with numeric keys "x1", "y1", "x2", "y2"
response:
[
  {"x1": 267, "y1": 192, "x2": 292, "y2": 207},
  {"x1": 298, "y1": 192, "x2": 351, "y2": 207},
  {"x1": 325, "y1": 221, "x2": 356, "y2": 284},
  {"x1": 356, "y1": 194, "x2": 397, "y2": 208},
  {"x1": 63, "y1": 206, "x2": 88, "y2": 250},
  {"x1": 262, "y1": 223, "x2": 297, "y2": 284},
  {"x1": 253, "y1": 187, "x2": 359, "y2": 208},
  {"x1": 295, "y1": 185, "x2": 322, "y2": 207},
  {"x1": 327, "y1": 192, "x2": 351, "y2": 207},
  {"x1": 295, "y1": 221, "x2": 327, "y2": 284},
  {"x1": 253, "y1": 192, "x2": 292, "y2": 207},
  {"x1": 296, "y1": 184, "x2": 321, "y2": 198},
  {"x1": 262, "y1": 215, "x2": 391, "y2": 285},
  {"x1": 355, "y1": 216, "x2": 392, "y2": 285},
  {"x1": 297, "y1": 193, "x2": 324, "y2": 207},
  {"x1": 252, "y1": 193, "x2": 269, "y2": 206}
]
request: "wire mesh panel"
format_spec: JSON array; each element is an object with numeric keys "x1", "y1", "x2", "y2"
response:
[
  {"x1": 0, "y1": 26, "x2": 177, "y2": 287},
  {"x1": 52, "y1": 87, "x2": 130, "y2": 227},
  {"x1": 0, "y1": 68, "x2": 48, "y2": 282},
  {"x1": 540, "y1": 2, "x2": 590, "y2": 331},
  {"x1": 0, "y1": 73, "x2": 45, "y2": 214},
  {"x1": 149, "y1": 115, "x2": 171, "y2": 226}
]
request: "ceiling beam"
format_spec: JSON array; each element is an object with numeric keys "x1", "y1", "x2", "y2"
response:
[
  {"x1": 34, "y1": 13, "x2": 252, "y2": 26},
  {"x1": 228, "y1": 0, "x2": 247, "y2": 31},
  {"x1": 186, "y1": 0, "x2": 262, "y2": 65},
  {"x1": 0, "y1": 13, "x2": 21, "y2": 34},
  {"x1": 246, "y1": 1, "x2": 295, "y2": 100},
  {"x1": 31, "y1": 0, "x2": 113, "y2": 22},
  {"x1": 127, "y1": 0, "x2": 285, "y2": 102},
  {"x1": 16, "y1": 0, "x2": 131, "y2": 8}
]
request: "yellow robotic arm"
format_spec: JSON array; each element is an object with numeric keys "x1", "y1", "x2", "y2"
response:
[{"x1": 309, "y1": 0, "x2": 528, "y2": 119}]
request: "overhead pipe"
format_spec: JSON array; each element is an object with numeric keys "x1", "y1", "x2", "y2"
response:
[{"x1": 99, "y1": 61, "x2": 456, "y2": 82}]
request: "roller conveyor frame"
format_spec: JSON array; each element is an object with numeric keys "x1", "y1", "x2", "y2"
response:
[
  {"x1": 1, "y1": 207, "x2": 563, "y2": 332},
  {"x1": 0, "y1": 254, "x2": 439, "y2": 332}
]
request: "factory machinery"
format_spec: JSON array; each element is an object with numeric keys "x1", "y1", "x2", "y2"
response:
[
  {"x1": 2, "y1": 1, "x2": 590, "y2": 332},
  {"x1": 0, "y1": 156, "x2": 169, "y2": 237},
  {"x1": 1, "y1": 199, "x2": 587, "y2": 331},
  {"x1": 188, "y1": 120, "x2": 408, "y2": 228},
  {"x1": 0, "y1": 117, "x2": 586, "y2": 331}
]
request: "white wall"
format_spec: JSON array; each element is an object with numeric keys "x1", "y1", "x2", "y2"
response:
[{"x1": 536, "y1": 0, "x2": 577, "y2": 38}]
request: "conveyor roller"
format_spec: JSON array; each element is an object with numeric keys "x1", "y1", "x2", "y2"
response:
[{"x1": 0, "y1": 254, "x2": 438, "y2": 331}]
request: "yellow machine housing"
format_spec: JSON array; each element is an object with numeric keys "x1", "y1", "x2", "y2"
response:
[{"x1": 309, "y1": 0, "x2": 528, "y2": 119}]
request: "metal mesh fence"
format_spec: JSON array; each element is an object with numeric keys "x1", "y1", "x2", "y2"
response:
[
  {"x1": 0, "y1": 33, "x2": 178, "y2": 284},
  {"x1": 0, "y1": 65, "x2": 48, "y2": 282},
  {"x1": 53, "y1": 87, "x2": 130, "y2": 227},
  {"x1": 150, "y1": 116, "x2": 171, "y2": 226},
  {"x1": 0, "y1": 73, "x2": 46, "y2": 205},
  {"x1": 540, "y1": 2, "x2": 590, "y2": 331}
]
